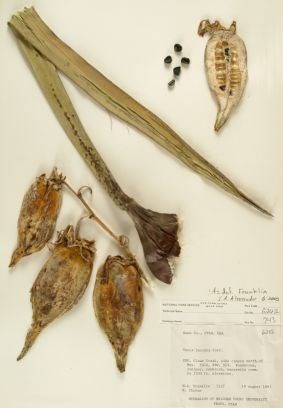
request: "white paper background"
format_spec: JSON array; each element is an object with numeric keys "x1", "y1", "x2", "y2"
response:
[{"x1": 0, "y1": 1, "x2": 283, "y2": 407}]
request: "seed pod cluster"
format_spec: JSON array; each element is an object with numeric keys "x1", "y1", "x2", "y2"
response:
[
  {"x1": 198, "y1": 19, "x2": 247, "y2": 131},
  {"x1": 9, "y1": 168, "x2": 63, "y2": 267},
  {"x1": 93, "y1": 255, "x2": 144, "y2": 372},
  {"x1": 11, "y1": 169, "x2": 148, "y2": 371},
  {"x1": 17, "y1": 225, "x2": 95, "y2": 360}
]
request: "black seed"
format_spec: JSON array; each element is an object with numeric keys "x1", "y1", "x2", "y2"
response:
[
  {"x1": 181, "y1": 57, "x2": 190, "y2": 65},
  {"x1": 224, "y1": 48, "x2": 229, "y2": 56},
  {"x1": 164, "y1": 55, "x2": 172, "y2": 64},
  {"x1": 173, "y1": 66, "x2": 181, "y2": 76},
  {"x1": 168, "y1": 79, "x2": 175, "y2": 88},
  {"x1": 174, "y1": 43, "x2": 182, "y2": 52},
  {"x1": 219, "y1": 85, "x2": 226, "y2": 91}
]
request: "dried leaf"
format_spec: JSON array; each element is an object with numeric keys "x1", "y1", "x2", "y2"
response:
[{"x1": 8, "y1": 7, "x2": 270, "y2": 215}]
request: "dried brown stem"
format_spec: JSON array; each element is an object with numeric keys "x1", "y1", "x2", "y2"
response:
[{"x1": 62, "y1": 180, "x2": 150, "y2": 286}]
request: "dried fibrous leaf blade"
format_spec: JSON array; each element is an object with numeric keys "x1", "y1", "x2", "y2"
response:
[{"x1": 8, "y1": 7, "x2": 270, "y2": 215}]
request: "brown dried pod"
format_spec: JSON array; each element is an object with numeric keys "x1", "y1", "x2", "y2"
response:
[
  {"x1": 93, "y1": 255, "x2": 144, "y2": 372},
  {"x1": 17, "y1": 224, "x2": 95, "y2": 361},
  {"x1": 9, "y1": 168, "x2": 63, "y2": 267},
  {"x1": 198, "y1": 20, "x2": 247, "y2": 131}
]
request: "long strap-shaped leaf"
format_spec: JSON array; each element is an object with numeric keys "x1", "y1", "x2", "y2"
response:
[{"x1": 8, "y1": 7, "x2": 270, "y2": 215}]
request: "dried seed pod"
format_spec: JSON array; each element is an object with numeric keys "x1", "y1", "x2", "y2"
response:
[
  {"x1": 93, "y1": 255, "x2": 144, "y2": 372},
  {"x1": 198, "y1": 20, "x2": 247, "y2": 131},
  {"x1": 17, "y1": 225, "x2": 95, "y2": 361},
  {"x1": 9, "y1": 168, "x2": 63, "y2": 267}
]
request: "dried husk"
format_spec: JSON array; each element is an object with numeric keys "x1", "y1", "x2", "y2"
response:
[
  {"x1": 93, "y1": 255, "x2": 144, "y2": 372},
  {"x1": 9, "y1": 168, "x2": 63, "y2": 267},
  {"x1": 17, "y1": 225, "x2": 95, "y2": 361}
]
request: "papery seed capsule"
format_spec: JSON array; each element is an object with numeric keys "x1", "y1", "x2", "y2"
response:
[
  {"x1": 17, "y1": 225, "x2": 95, "y2": 361},
  {"x1": 198, "y1": 19, "x2": 247, "y2": 131},
  {"x1": 93, "y1": 255, "x2": 144, "y2": 372},
  {"x1": 9, "y1": 168, "x2": 63, "y2": 267}
]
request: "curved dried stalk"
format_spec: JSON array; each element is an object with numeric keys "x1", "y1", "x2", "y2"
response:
[{"x1": 62, "y1": 179, "x2": 151, "y2": 286}]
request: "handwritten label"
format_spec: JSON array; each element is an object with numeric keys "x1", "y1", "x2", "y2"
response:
[{"x1": 207, "y1": 287, "x2": 279, "y2": 303}]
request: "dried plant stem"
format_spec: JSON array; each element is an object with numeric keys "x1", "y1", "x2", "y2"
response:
[
  {"x1": 62, "y1": 180, "x2": 150, "y2": 286},
  {"x1": 63, "y1": 181, "x2": 120, "y2": 242},
  {"x1": 8, "y1": 7, "x2": 271, "y2": 215}
]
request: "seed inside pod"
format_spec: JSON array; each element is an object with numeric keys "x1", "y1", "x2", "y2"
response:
[
  {"x1": 173, "y1": 66, "x2": 181, "y2": 76},
  {"x1": 174, "y1": 43, "x2": 182, "y2": 52},
  {"x1": 181, "y1": 57, "x2": 190, "y2": 65},
  {"x1": 164, "y1": 55, "x2": 172, "y2": 64},
  {"x1": 198, "y1": 19, "x2": 248, "y2": 131},
  {"x1": 168, "y1": 79, "x2": 175, "y2": 88}
]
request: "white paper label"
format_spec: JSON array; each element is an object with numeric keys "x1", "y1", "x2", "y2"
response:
[
  {"x1": 170, "y1": 325, "x2": 282, "y2": 408},
  {"x1": 161, "y1": 300, "x2": 280, "y2": 326},
  {"x1": 162, "y1": 293, "x2": 282, "y2": 408}
]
